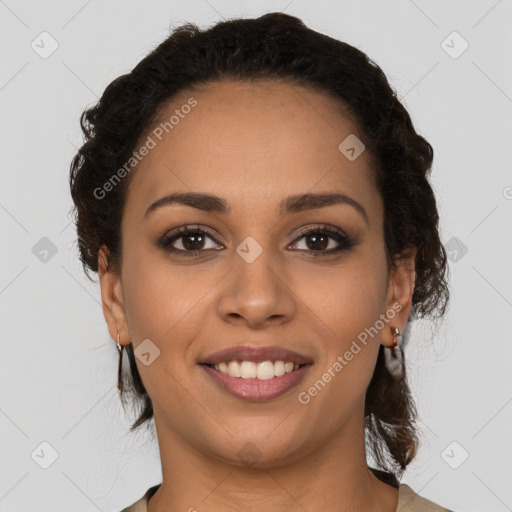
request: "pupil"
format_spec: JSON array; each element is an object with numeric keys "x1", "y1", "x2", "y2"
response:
[
  {"x1": 307, "y1": 233, "x2": 328, "y2": 251},
  {"x1": 184, "y1": 233, "x2": 204, "y2": 250}
]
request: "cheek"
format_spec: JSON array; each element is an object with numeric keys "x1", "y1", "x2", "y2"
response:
[
  {"x1": 293, "y1": 253, "x2": 388, "y2": 342},
  {"x1": 292, "y1": 248, "x2": 388, "y2": 396},
  {"x1": 119, "y1": 251, "x2": 209, "y2": 400},
  {"x1": 293, "y1": 267, "x2": 385, "y2": 421},
  {"x1": 121, "y1": 242, "x2": 223, "y2": 355}
]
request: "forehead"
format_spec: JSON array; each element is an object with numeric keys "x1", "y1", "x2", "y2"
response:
[{"x1": 125, "y1": 79, "x2": 380, "y2": 223}]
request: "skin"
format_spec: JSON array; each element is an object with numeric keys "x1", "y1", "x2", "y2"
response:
[{"x1": 98, "y1": 79, "x2": 416, "y2": 512}]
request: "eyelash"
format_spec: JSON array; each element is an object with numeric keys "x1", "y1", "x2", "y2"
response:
[{"x1": 157, "y1": 224, "x2": 355, "y2": 258}]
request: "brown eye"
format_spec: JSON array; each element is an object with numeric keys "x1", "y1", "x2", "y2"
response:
[
  {"x1": 290, "y1": 225, "x2": 355, "y2": 256},
  {"x1": 157, "y1": 224, "x2": 355, "y2": 258},
  {"x1": 157, "y1": 226, "x2": 223, "y2": 256},
  {"x1": 180, "y1": 232, "x2": 207, "y2": 251},
  {"x1": 304, "y1": 232, "x2": 329, "y2": 251}
]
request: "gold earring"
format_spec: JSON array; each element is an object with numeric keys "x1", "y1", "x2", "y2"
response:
[
  {"x1": 390, "y1": 326, "x2": 402, "y2": 349},
  {"x1": 384, "y1": 326, "x2": 404, "y2": 379}
]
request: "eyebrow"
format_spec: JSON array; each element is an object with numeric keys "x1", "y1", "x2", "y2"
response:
[{"x1": 144, "y1": 191, "x2": 369, "y2": 226}]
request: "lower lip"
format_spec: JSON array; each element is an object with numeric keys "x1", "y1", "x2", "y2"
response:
[{"x1": 200, "y1": 364, "x2": 313, "y2": 401}]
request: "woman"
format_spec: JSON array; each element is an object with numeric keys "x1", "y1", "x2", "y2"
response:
[{"x1": 69, "y1": 12, "x2": 452, "y2": 512}]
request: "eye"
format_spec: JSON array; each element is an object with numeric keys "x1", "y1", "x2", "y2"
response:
[
  {"x1": 289, "y1": 225, "x2": 355, "y2": 256},
  {"x1": 157, "y1": 224, "x2": 355, "y2": 258},
  {"x1": 157, "y1": 225, "x2": 223, "y2": 257}
]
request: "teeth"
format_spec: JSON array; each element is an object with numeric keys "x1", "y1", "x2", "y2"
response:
[
  {"x1": 240, "y1": 361, "x2": 257, "y2": 379},
  {"x1": 255, "y1": 361, "x2": 274, "y2": 380},
  {"x1": 274, "y1": 360, "x2": 285, "y2": 377},
  {"x1": 227, "y1": 361, "x2": 240, "y2": 377},
  {"x1": 212, "y1": 360, "x2": 301, "y2": 379}
]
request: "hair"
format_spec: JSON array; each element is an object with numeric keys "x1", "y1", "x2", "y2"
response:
[{"x1": 69, "y1": 12, "x2": 449, "y2": 479}]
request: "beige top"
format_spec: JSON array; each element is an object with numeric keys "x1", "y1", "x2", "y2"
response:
[{"x1": 120, "y1": 482, "x2": 453, "y2": 512}]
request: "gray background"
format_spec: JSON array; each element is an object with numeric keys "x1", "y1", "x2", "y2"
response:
[{"x1": 1, "y1": 1, "x2": 511, "y2": 511}]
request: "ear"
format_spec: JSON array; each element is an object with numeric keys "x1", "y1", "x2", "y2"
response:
[
  {"x1": 98, "y1": 245, "x2": 130, "y2": 347},
  {"x1": 382, "y1": 247, "x2": 417, "y2": 347}
]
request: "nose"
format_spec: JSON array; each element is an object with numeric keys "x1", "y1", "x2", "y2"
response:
[{"x1": 216, "y1": 246, "x2": 296, "y2": 329}]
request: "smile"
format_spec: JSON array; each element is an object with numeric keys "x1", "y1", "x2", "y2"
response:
[
  {"x1": 209, "y1": 360, "x2": 300, "y2": 379},
  {"x1": 200, "y1": 360, "x2": 313, "y2": 401}
]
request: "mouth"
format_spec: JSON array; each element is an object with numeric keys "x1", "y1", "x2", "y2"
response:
[
  {"x1": 201, "y1": 360, "x2": 309, "y2": 378},
  {"x1": 198, "y1": 345, "x2": 314, "y2": 401}
]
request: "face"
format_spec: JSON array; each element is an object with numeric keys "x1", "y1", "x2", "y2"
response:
[{"x1": 99, "y1": 79, "x2": 415, "y2": 468}]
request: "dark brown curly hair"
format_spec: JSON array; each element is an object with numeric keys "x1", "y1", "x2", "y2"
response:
[{"x1": 68, "y1": 12, "x2": 449, "y2": 479}]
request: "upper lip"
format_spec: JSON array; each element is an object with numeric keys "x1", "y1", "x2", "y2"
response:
[{"x1": 199, "y1": 345, "x2": 314, "y2": 366}]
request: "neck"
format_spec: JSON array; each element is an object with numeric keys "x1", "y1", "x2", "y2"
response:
[{"x1": 147, "y1": 408, "x2": 399, "y2": 512}]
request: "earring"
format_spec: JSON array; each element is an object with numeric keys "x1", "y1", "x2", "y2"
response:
[
  {"x1": 390, "y1": 326, "x2": 402, "y2": 349},
  {"x1": 383, "y1": 326, "x2": 404, "y2": 379},
  {"x1": 116, "y1": 333, "x2": 123, "y2": 353}
]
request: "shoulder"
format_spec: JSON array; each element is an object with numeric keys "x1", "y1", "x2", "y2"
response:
[
  {"x1": 119, "y1": 482, "x2": 454, "y2": 512},
  {"x1": 398, "y1": 483, "x2": 453, "y2": 512},
  {"x1": 119, "y1": 484, "x2": 160, "y2": 512}
]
